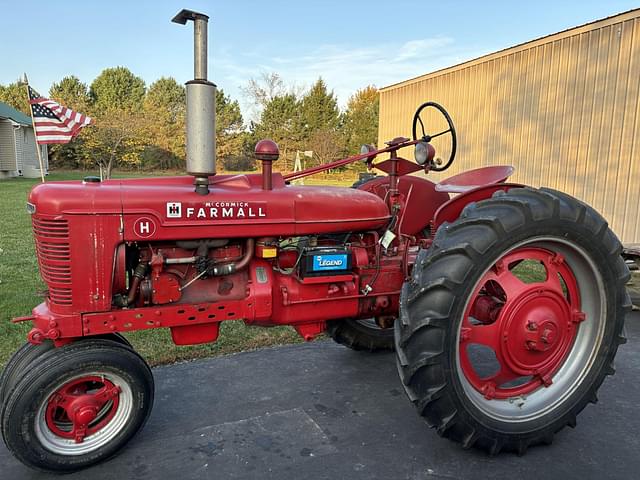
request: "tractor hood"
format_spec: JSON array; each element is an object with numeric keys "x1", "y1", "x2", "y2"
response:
[{"x1": 28, "y1": 173, "x2": 390, "y2": 240}]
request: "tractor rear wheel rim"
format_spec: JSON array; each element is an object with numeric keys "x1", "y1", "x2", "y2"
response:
[
  {"x1": 36, "y1": 372, "x2": 133, "y2": 455},
  {"x1": 455, "y1": 237, "x2": 606, "y2": 421}
]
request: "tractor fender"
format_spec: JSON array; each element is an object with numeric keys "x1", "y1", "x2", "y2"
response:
[
  {"x1": 432, "y1": 183, "x2": 524, "y2": 230},
  {"x1": 356, "y1": 175, "x2": 449, "y2": 236}
]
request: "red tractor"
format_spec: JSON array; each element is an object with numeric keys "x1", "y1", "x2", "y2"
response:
[{"x1": 0, "y1": 10, "x2": 630, "y2": 472}]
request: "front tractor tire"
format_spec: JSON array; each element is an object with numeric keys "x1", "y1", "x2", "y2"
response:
[
  {"x1": 396, "y1": 187, "x2": 630, "y2": 454},
  {"x1": 1, "y1": 339, "x2": 154, "y2": 472}
]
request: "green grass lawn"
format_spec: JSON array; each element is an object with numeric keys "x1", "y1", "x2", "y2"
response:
[{"x1": 0, "y1": 170, "x2": 357, "y2": 368}]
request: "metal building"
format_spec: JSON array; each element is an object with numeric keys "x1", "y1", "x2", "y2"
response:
[
  {"x1": 378, "y1": 9, "x2": 640, "y2": 244},
  {"x1": 0, "y1": 102, "x2": 48, "y2": 179}
]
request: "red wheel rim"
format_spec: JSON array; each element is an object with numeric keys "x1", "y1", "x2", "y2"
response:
[
  {"x1": 45, "y1": 376, "x2": 121, "y2": 443},
  {"x1": 459, "y1": 247, "x2": 585, "y2": 399}
]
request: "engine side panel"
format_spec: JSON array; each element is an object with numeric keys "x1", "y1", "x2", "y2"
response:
[{"x1": 29, "y1": 173, "x2": 391, "y2": 240}]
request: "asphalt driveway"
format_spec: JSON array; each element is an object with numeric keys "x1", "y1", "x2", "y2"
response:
[{"x1": 1, "y1": 312, "x2": 638, "y2": 479}]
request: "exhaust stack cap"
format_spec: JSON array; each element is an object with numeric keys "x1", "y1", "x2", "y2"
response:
[
  {"x1": 172, "y1": 9, "x2": 216, "y2": 195},
  {"x1": 171, "y1": 9, "x2": 209, "y2": 25}
]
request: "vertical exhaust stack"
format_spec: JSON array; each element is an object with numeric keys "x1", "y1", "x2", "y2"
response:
[{"x1": 172, "y1": 9, "x2": 216, "y2": 195}]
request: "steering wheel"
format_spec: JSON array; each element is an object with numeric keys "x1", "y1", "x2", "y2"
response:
[{"x1": 412, "y1": 101, "x2": 457, "y2": 172}]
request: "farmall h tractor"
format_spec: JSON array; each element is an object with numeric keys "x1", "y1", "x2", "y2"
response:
[{"x1": 0, "y1": 10, "x2": 631, "y2": 472}]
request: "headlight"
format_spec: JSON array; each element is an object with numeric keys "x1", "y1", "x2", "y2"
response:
[
  {"x1": 414, "y1": 141, "x2": 433, "y2": 165},
  {"x1": 360, "y1": 144, "x2": 376, "y2": 163}
]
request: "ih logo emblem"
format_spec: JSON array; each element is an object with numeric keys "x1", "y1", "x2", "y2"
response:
[{"x1": 166, "y1": 202, "x2": 182, "y2": 218}]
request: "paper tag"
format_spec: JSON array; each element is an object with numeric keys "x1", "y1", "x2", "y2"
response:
[{"x1": 380, "y1": 230, "x2": 396, "y2": 249}]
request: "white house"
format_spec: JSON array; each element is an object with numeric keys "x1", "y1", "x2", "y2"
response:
[{"x1": 0, "y1": 101, "x2": 48, "y2": 179}]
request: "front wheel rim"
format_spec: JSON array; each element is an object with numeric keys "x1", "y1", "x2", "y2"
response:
[
  {"x1": 35, "y1": 372, "x2": 134, "y2": 456},
  {"x1": 455, "y1": 237, "x2": 606, "y2": 422}
]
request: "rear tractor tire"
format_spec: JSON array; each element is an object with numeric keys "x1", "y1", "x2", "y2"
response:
[
  {"x1": 396, "y1": 187, "x2": 630, "y2": 454},
  {"x1": 1, "y1": 339, "x2": 153, "y2": 472}
]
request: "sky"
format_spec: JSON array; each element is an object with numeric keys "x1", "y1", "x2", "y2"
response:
[{"x1": 1, "y1": 0, "x2": 639, "y2": 120}]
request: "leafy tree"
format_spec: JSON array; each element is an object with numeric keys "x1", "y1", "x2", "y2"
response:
[
  {"x1": 252, "y1": 93, "x2": 303, "y2": 169},
  {"x1": 0, "y1": 82, "x2": 30, "y2": 114},
  {"x1": 300, "y1": 78, "x2": 339, "y2": 138},
  {"x1": 84, "y1": 68, "x2": 147, "y2": 175},
  {"x1": 143, "y1": 77, "x2": 185, "y2": 166},
  {"x1": 341, "y1": 85, "x2": 379, "y2": 154},
  {"x1": 81, "y1": 110, "x2": 147, "y2": 179},
  {"x1": 308, "y1": 128, "x2": 346, "y2": 166},
  {"x1": 90, "y1": 67, "x2": 145, "y2": 113},
  {"x1": 145, "y1": 77, "x2": 185, "y2": 119},
  {"x1": 49, "y1": 76, "x2": 91, "y2": 112},
  {"x1": 47, "y1": 76, "x2": 93, "y2": 169},
  {"x1": 216, "y1": 88, "x2": 244, "y2": 159},
  {"x1": 222, "y1": 152, "x2": 256, "y2": 171}
]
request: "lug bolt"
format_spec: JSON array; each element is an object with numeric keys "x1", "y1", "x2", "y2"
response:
[
  {"x1": 572, "y1": 311, "x2": 586, "y2": 323},
  {"x1": 460, "y1": 327, "x2": 471, "y2": 342},
  {"x1": 482, "y1": 382, "x2": 496, "y2": 400},
  {"x1": 550, "y1": 253, "x2": 565, "y2": 265},
  {"x1": 541, "y1": 328, "x2": 554, "y2": 344}
]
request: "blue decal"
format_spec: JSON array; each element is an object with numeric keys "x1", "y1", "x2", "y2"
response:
[{"x1": 312, "y1": 254, "x2": 347, "y2": 271}]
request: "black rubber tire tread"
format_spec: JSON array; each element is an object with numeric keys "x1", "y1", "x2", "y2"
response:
[
  {"x1": 1, "y1": 339, "x2": 154, "y2": 473},
  {"x1": 0, "y1": 333, "x2": 132, "y2": 408},
  {"x1": 326, "y1": 319, "x2": 395, "y2": 352},
  {"x1": 0, "y1": 340, "x2": 54, "y2": 407},
  {"x1": 396, "y1": 187, "x2": 630, "y2": 454}
]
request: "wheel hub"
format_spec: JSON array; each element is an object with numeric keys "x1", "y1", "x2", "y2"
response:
[
  {"x1": 45, "y1": 376, "x2": 121, "y2": 443},
  {"x1": 501, "y1": 289, "x2": 574, "y2": 375},
  {"x1": 459, "y1": 246, "x2": 584, "y2": 399}
]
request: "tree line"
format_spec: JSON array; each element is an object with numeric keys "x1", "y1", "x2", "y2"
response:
[{"x1": 0, "y1": 69, "x2": 378, "y2": 178}]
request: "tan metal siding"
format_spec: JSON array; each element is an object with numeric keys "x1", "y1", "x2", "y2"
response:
[{"x1": 379, "y1": 10, "x2": 640, "y2": 244}]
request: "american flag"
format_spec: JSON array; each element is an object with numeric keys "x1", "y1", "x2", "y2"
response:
[{"x1": 28, "y1": 86, "x2": 93, "y2": 144}]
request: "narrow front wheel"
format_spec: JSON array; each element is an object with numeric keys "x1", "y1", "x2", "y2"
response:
[{"x1": 1, "y1": 339, "x2": 154, "y2": 472}]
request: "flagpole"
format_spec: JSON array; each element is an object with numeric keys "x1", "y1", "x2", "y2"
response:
[{"x1": 23, "y1": 74, "x2": 46, "y2": 183}]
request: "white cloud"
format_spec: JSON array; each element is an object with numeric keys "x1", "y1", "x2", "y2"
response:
[{"x1": 215, "y1": 36, "x2": 489, "y2": 122}]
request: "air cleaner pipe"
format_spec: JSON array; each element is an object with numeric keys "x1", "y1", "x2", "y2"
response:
[
  {"x1": 179, "y1": 239, "x2": 255, "y2": 293},
  {"x1": 126, "y1": 262, "x2": 149, "y2": 306}
]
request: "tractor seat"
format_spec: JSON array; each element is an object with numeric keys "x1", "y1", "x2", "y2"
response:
[{"x1": 435, "y1": 165, "x2": 515, "y2": 193}]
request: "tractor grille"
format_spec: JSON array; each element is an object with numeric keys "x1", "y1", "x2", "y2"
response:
[{"x1": 32, "y1": 217, "x2": 72, "y2": 306}]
